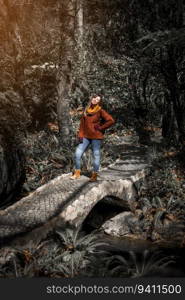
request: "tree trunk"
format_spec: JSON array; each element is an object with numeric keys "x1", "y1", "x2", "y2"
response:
[
  {"x1": 56, "y1": 0, "x2": 76, "y2": 147},
  {"x1": 162, "y1": 45, "x2": 185, "y2": 145},
  {"x1": 167, "y1": 78, "x2": 185, "y2": 144},
  {"x1": 2, "y1": 0, "x2": 25, "y2": 93},
  {"x1": 172, "y1": 94, "x2": 185, "y2": 144},
  {"x1": 75, "y1": 0, "x2": 84, "y2": 40},
  {"x1": 162, "y1": 95, "x2": 179, "y2": 145},
  {"x1": 0, "y1": 132, "x2": 25, "y2": 209},
  {"x1": 74, "y1": 0, "x2": 89, "y2": 99},
  {"x1": 57, "y1": 0, "x2": 87, "y2": 147}
]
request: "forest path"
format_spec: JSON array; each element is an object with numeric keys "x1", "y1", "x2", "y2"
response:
[{"x1": 0, "y1": 142, "x2": 151, "y2": 245}]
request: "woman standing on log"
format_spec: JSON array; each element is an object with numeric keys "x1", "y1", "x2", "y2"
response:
[{"x1": 70, "y1": 94, "x2": 115, "y2": 182}]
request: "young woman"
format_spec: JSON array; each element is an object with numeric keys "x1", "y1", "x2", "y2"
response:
[{"x1": 70, "y1": 94, "x2": 115, "y2": 181}]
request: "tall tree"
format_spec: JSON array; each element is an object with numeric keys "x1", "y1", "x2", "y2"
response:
[
  {"x1": 57, "y1": 0, "x2": 90, "y2": 147},
  {"x1": 135, "y1": 0, "x2": 185, "y2": 143},
  {"x1": 0, "y1": 0, "x2": 24, "y2": 90},
  {"x1": 57, "y1": 0, "x2": 76, "y2": 147}
]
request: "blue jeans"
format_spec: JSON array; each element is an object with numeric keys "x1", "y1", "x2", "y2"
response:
[{"x1": 75, "y1": 138, "x2": 102, "y2": 172}]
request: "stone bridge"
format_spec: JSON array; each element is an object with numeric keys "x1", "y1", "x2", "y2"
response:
[{"x1": 0, "y1": 144, "x2": 150, "y2": 246}]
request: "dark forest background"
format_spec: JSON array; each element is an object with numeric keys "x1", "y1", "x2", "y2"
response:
[{"x1": 0, "y1": 0, "x2": 185, "y2": 278}]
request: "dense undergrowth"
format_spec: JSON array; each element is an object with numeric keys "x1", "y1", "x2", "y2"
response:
[
  {"x1": 0, "y1": 227, "x2": 184, "y2": 278},
  {"x1": 136, "y1": 149, "x2": 185, "y2": 245}
]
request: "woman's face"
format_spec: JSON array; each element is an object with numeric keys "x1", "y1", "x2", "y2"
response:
[{"x1": 91, "y1": 96, "x2": 101, "y2": 105}]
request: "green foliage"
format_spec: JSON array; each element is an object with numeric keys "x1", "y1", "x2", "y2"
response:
[
  {"x1": 0, "y1": 228, "x2": 110, "y2": 278},
  {"x1": 0, "y1": 0, "x2": 184, "y2": 141},
  {"x1": 0, "y1": 90, "x2": 31, "y2": 136},
  {"x1": 138, "y1": 150, "x2": 185, "y2": 243},
  {"x1": 20, "y1": 130, "x2": 74, "y2": 192},
  {"x1": 105, "y1": 250, "x2": 176, "y2": 278}
]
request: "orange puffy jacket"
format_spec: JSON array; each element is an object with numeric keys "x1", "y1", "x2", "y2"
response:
[{"x1": 78, "y1": 109, "x2": 115, "y2": 139}]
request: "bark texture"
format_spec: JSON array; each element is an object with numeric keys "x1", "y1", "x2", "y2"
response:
[
  {"x1": 0, "y1": 133, "x2": 25, "y2": 208},
  {"x1": 56, "y1": 0, "x2": 76, "y2": 146}
]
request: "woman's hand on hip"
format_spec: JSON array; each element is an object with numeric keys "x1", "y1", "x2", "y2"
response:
[{"x1": 94, "y1": 124, "x2": 102, "y2": 131}]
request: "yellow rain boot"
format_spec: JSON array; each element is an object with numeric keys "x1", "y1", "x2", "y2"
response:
[
  {"x1": 89, "y1": 172, "x2": 98, "y2": 182},
  {"x1": 70, "y1": 169, "x2": 81, "y2": 179}
]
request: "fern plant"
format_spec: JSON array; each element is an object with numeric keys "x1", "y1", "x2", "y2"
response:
[
  {"x1": 105, "y1": 250, "x2": 176, "y2": 278},
  {"x1": 36, "y1": 227, "x2": 109, "y2": 277}
]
